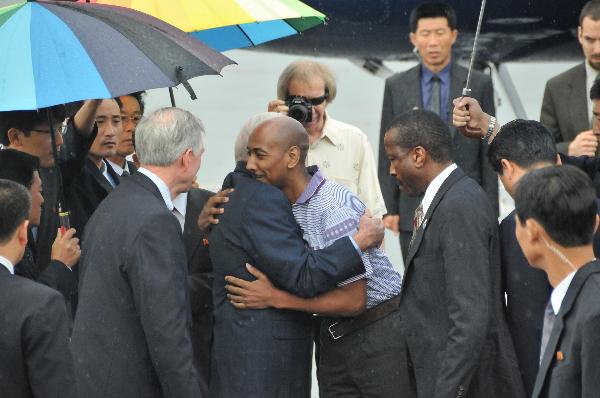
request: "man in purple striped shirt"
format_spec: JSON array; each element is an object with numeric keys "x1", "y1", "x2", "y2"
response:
[{"x1": 225, "y1": 116, "x2": 409, "y2": 397}]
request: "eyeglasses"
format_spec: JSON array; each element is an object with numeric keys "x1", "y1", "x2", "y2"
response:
[
  {"x1": 26, "y1": 125, "x2": 65, "y2": 135},
  {"x1": 286, "y1": 93, "x2": 328, "y2": 106},
  {"x1": 121, "y1": 114, "x2": 142, "y2": 125}
]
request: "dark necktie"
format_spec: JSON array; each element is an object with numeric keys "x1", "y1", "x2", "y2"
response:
[
  {"x1": 539, "y1": 300, "x2": 556, "y2": 364},
  {"x1": 121, "y1": 168, "x2": 130, "y2": 177},
  {"x1": 410, "y1": 202, "x2": 424, "y2": 248},
  {"x1": 428, "y1": 75, "x2": 441, "y2": 116}
]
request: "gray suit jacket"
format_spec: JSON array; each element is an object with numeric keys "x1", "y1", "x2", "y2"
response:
[
  {"x1": 531, "y1": 260, "x2": 600, "y2": 398},
  {"x1": 399, "y1": 168, "x2": 525, "y2": 398},
  {"x1": 72, "y1": 172, "x2": 203, "y2": 398},
  {"x1": 378, "y1": 62, "x2": 498, "y2": 231},
  {"x1": 540, "y1": 62, "x2": 589, "y2": 154}
]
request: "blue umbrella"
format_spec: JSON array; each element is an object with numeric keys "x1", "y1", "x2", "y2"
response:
[{"x1": 0, "y1": 0, "x2": 235, "y2": 111}]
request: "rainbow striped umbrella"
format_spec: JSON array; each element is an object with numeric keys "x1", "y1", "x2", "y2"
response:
[
  {"x1": 0, "y1": 0, "x2": 234, "y2": 111},
  {"x1": 80, "y1": 0, "x2": 326, "y2": 51}
]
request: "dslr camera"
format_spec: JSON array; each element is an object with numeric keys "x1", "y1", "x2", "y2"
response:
[{"x1": 286, "y1": 96, "x2": 313, "y2": 123}]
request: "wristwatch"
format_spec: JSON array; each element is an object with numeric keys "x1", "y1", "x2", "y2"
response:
[{"x1": 483, "y1": 116, "x2": 497, "y2": 142}]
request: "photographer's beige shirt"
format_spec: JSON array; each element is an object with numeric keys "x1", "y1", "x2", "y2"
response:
[{"x1": 306, "y1": 114, "x2": 387, "y2": 218}]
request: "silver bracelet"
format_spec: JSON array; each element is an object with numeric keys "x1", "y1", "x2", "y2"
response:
[{"x1": 483, "y1": 116, "x2": 496, "y2": 142}]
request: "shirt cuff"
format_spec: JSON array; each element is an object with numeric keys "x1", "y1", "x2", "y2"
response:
[{"x1": 348, "y1": 236, "x2": 362, "y2": 255}]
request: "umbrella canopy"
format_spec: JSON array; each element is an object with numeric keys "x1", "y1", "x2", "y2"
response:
[
  {"x1": 80, "y1": 0, "x2": 326, "y2": 51},
  {"x1": 0, "y1": 0, "x2": 235, "y2": 111}
]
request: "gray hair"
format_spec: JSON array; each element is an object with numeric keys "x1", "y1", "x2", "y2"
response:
[
  {"x1": 135, "y1": 107, "x2": 205, "y2": 166},
  {"x1": 276, "y1": 60, "x2": 337, "y2": 102},
  {"x1": 234, "y1": 112, "x2": 284, "y2": 162}
]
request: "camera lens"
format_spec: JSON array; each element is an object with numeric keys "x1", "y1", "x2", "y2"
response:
[{"x1": 287, "y1": 97, "x2": 312, "y2": 123}]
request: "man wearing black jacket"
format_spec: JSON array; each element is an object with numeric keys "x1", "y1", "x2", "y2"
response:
[{"x1": 0, "y1": 149, "x2": 80, "y2": 298}]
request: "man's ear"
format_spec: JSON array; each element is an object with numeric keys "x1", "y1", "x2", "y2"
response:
[
  {"x1": 594, "y1": 214, "x2": 600, "y2": 234},
  {"x1": 287, "y1": 146, "x2": 301, "y2": 168},
  {"x1": 500, "y1": 159, "x2": 514, "y2": 180},
  {"x1": 17, "y1": 220, "x2": 29, "y2": 247},
  {"x1": 525, "y1": 218, "x2": 543, "y2": 245},
  {"x1": 413, "y1": 147, "x2": 426, "y2": 168},
  {"x1": 7, "y1": 128, "x2": 23, "y2": 147}
]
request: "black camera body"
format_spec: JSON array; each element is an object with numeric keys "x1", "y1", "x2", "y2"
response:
[{"x1": 286, "y1": 96, "x2": 312, "y2": 123}]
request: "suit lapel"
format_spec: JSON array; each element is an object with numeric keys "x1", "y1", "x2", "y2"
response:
[
  {"x1": 400, "y1": 66, "x2": 422, "y2": 111},
  {"x1": 405, "y1": 168, "x2": 465, "y2": 267},
  {"x1": 531, "y1": 260, "x2": 600, "y2": 398},
  {"x1": 449, "y1": 63, "x2": 467, "y2": 139},
  {"x1": 568, "y1": 63, "x2": 590, "y2": 132},
  {"x1": 87, "y1": 158, "x2": 114, "y2": 193}
]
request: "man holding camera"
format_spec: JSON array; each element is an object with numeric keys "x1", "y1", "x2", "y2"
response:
[{"x1": 268, "y1": 60, "x2": 386, "y2": 219}]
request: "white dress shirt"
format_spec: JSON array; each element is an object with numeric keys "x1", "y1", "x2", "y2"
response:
[
  {"x1": 550, "y1": 270, "x2": 577, "y2": 315},
  {"x1": 171, "y1": 192, "x2": 188, "y2": 232},
  {"x1": 100, "y1": 160, "x2": 117, "y2": 188},
  {"x1": 106, "y1": 159, "x2": 132, "y2": 176},
  {"x1": 0, "y1": 255, "x2": 14, "y2": 274},
  {"x1": 421, "y1": 163, "x2": 458, "y2": 216}
]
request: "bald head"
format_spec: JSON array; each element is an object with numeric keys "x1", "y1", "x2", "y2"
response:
[{"x1": 253, "y1": 116, "x2": 309, "y2": 164}]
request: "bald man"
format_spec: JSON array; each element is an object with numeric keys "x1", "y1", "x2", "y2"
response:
[
  {"x1": 225, "y1": 117, "x2": 406, "y2": 397},
  {"x1": 208, "y1": 116, "x2": 385, "y2": 398}
]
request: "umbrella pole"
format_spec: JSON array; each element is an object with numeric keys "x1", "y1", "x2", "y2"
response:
[
  {"x1": 46, "y1": 110, "x2": 69, "y2": 228},
  {"x1": 169, "y1": 87, "x2": 176, "y2": 107}
]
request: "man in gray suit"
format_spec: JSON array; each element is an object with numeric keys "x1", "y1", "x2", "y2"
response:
[
  {"x1": 72, "y1": 108, "x2": 206, "y2": 398},
  {"x1": 540, "y1": 0, "x2": 600, "y2": 156},
  {"x1": 383, "y1": 109, "x2": 525, "y2": 398},
  {"x1": 514, "y1": 166, "x2": 600, "y2": 398},
  {"x1": 378, "y1": 2, "x2": 497, "y2": 259}
]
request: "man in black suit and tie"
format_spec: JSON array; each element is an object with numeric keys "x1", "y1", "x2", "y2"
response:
[
  {"x1": 72, "y1": 107, "x2": 206, "y2": 398},
  {"x1": 108, "y1": 92, "x2": 145, "y2": 176},
  {"x1": 209, "y1": 117, "x2": 385, "y2": 398},
  {"x1": 513, "y1": 166, "x2": 600, "y2": 398},
  {"x1": 0, "y1": 179, "x2": 76, "y2": 398},
  {"x1": 378, "y1": 2, "x2": 497, "y2": 259},
  {"x1": 0, "y1": 149, "x2": 80, "y2": 299},
  {"x1": 383, "y1": 109, "x2": 525, "y2": 398}
]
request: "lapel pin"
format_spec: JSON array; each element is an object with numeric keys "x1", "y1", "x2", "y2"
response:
[{"x1": 556, "y1": 351, "x2": 564, "y2": 361}]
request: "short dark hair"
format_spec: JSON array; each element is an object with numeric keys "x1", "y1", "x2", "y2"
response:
[
  {"x1": 580, "y1": 0, "x2": 600, "y2": 26},
  {"x1": 0, "y1": 106, "x2": 67, "y2": 146},
  {"x1": 591, "y1": 78, "x2": 600, "y2": 100},
  {"x1": 488, "y1": 119, "x2": 557, "y2": 174},
  {"x1": 0, "y1": 179, "x2": 31, "y2": 244},
  {"x1": 387, "y1": 109, "x2": 452, "y2": 163},
  {"x1": 515, "y1": 165, "x2": 597, "y2": 247},
  {"x1": 0, "y1": 149, "x2": 40, "y2": 189},
  {"x1": 115, "y1": 91, "x2": 147, "y2": 115},
  {"x1": 409, "y1": 2, "x2": 458, "y2": 33}
]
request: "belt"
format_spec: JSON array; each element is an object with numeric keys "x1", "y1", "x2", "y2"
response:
[{"x1": 327, "y1": 295, "x2": 401, "y2": 340}]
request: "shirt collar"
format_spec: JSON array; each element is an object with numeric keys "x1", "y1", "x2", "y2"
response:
[
  {"x1": 421, "y1": 62, "x2": 452, "y2": 85},
  {"x1": 0, "y1": 255, "x2": 14, "y2": 274},
  {"x1": 550, "y1": 270, "x2": 577, "y2": 315},
  {"x1": 106, "y1": 159, "x2": 126, "y2": 176},
  {"x1": 172, "y1": 192, "x2": 188, "y2": 218},
  {"x1": 295, "y1": 168, "x2": 326, "y2": 205},
  {"x1": 421, "y1": 163, "x2": 457, "y2": 215},
  {"x1": 585, "y1": 61, "x2": 599, "y2": 81},
  {"x1": 318, "y1": 113, "x2": 339, "y2": 146},
  {"x1": 137, "y1": 168, "x2": 174, "y2": 211}
]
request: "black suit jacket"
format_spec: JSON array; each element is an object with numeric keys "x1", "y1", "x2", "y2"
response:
[
  {"x1": 501, "y1": 211, "x2": 552, "y2": 396},
  {"x1": 0, "y1": 266, "x2": 76, "y2": 398},
  {"x1": 209, "y1": 167, "x2": 365, "y2": 398},
  {"x1": 531, "y1": 260, "x2": 600, "y2": 398},
  {"x1": 184, "y1": 188, "x2": 214, "y2": 388},
  {"x1": 65, "y1": 158, "x2": 119, "y2": 241},
  {"x1": 71, "y1": 172, "x2": 203, "y2": 398},
  {"x1": 540, "y1": 63, "x2": 589, "y2": 154},
  {"x1": 15, "y1": 240, "x2": 76, "y2": 300},
  {"x1": 400, "y1": 168, "x2": 525, "y2": 398},
  {"x1": 378, "y1": 62, "x2": 498, "y2": 230}
]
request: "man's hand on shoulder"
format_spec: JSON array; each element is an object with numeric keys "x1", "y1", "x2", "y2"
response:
[
  {"x1": 353, "y1": 210, "x2": 384, "y2": 251},
  {"x1": 568, "y1": 130, "x2": 598, "y2": 157},
  {"x1": 197, "y1": 188, "x2": 234, "y2": 232}
]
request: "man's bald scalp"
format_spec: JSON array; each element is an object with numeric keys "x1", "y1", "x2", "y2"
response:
[{"x1": 256, "y1": 116, "x2": 309, "y2": 163}]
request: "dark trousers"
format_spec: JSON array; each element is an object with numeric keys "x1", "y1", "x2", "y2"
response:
[{"x1": 318, "y1": 310, "x2": 414, "y2": 398}]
